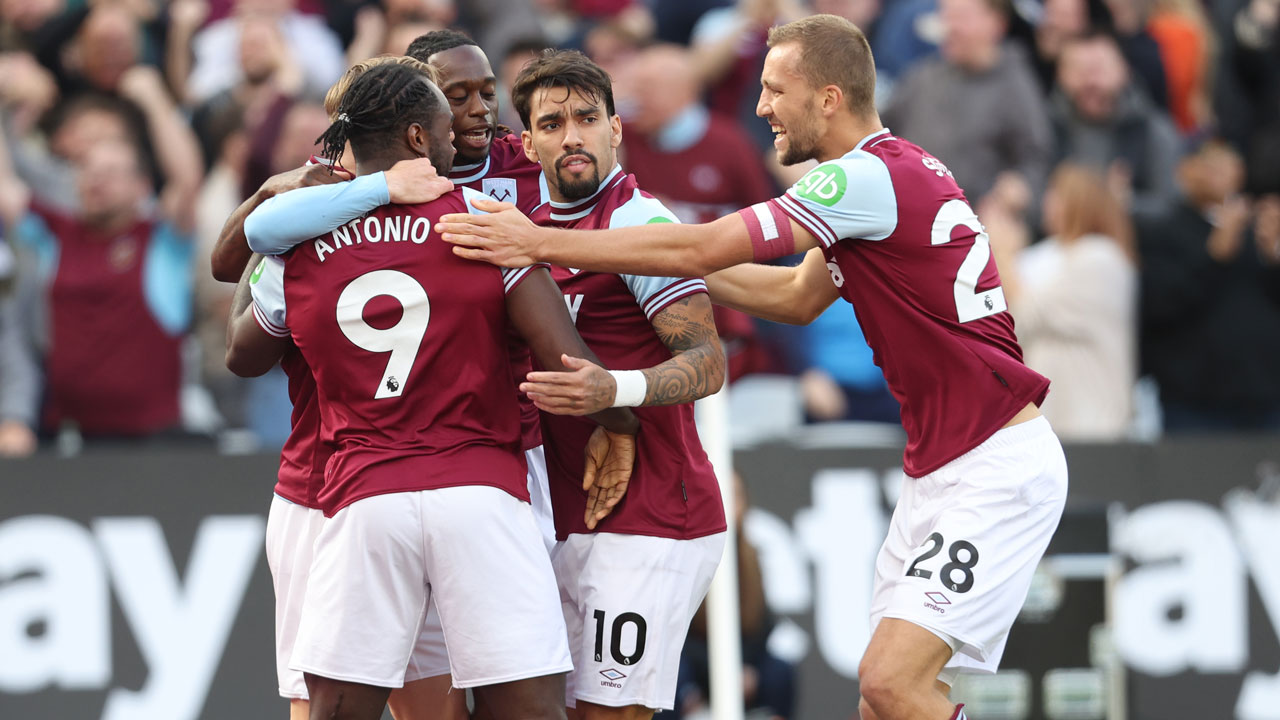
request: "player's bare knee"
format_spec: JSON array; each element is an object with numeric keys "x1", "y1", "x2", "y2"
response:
[
  {"x1": 857, "y1": 663, "x2": 916, "y2": 717},
  {"x1": 858, "y1": 696, "x2": 881, "y2": 720},
  {"x1": 579, "y1": 701, "x2": 654, "y2": 720}
]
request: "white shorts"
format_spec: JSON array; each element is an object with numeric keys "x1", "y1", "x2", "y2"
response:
[
  {"x1": 526, "y1": 445, "x2": 556, "y2": 553},
  {"x1": 552, "y1": 531, "x2": 726, "y2": 711},
  {"x1": 266, "y1": 495, "x2": 451, "y2": 698},
  {"x1": 290, "y1": 486, "x2": 571, "y2": 689},
  {"x1": 870, "y1": 416, "x2": 1068, "y2": 685}
]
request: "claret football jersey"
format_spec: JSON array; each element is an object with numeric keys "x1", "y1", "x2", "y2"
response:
[
  {"x1": 531, "y1": 165, "x2": 727, "y2": 541},
  {"x1": 766, "y1": 129, "x2": 1050, "y2": 478},
  {"x1": 249, "y1": 187, "x2": 536, "y2": 516}
]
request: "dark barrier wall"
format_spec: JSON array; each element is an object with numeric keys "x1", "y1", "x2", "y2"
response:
[{"x1": 1, "y1": 438, "x2": 1277, "y2": 719}]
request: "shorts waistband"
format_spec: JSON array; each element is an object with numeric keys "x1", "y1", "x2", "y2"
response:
[{"x1": 955, "y1": 415, "x2": 1054, "y2": 463}]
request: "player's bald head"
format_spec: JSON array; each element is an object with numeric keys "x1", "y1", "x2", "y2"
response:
[{"x1": 767, "y1": 14, "x2": 877, "y2": 118}]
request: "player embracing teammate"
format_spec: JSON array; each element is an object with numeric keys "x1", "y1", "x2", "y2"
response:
[
  {"x1": 438, "y1": 14, "x2": 1069, "y2": 720},
  {"x1": 236, "y1": 38, "x2": 729, "y2": 720}
]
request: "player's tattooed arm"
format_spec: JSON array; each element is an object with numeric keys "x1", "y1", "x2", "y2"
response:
[
  {"x1": 521, "y1": 294, "x2": 726, "y2": 414},
  {"x1": 210, "y1": 164, "x2": 352, "y2": 282},
  {"x1": 706, "y1": 247, "x2": 841, "y2": 325},
  {"x1": 643, "y1": 294, "x2": 726, "y2": 405},
  {"x1": 225, "y1": 254, "x2": 289, "y2": 377}
]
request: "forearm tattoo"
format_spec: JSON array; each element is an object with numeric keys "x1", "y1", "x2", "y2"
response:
[{"x1": 643, "y1": 295, "x2": 726, "y2": 406}]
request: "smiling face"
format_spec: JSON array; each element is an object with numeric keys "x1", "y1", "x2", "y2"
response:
[
  {"x1": 521, "y1": 85, "x2": 621, "y2": 202},
  {"x1": 430, "y1": 44, "x2": 498, "y2": 165},
  {"x1": 757, "y1": 43, "x2": 824, "y2": 166}
]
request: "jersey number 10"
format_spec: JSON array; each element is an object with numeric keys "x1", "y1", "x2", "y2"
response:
[{"x1": 337, "y1": 270, "x2": 431, "y2": 399}]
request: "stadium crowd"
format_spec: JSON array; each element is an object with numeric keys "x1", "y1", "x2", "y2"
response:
[{"x1": 0, "y1": 0, "x2": 1278, "y2": 460}]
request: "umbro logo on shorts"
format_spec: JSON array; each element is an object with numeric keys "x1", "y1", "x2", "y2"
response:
[
  {"x1": 924, "y1": 591, "x2": 951, "y2": 614},
  {"x1": 599, "y1": 668, "x2": 627, "y2": 689}
]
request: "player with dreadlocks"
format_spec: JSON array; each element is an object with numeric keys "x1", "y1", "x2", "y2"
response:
[
  {"x1": 207, "y1": 56, "x2": 460, "y2": 720},
  {"x1": 226, "y1": 62, "x2": 640, "y2": 720}
]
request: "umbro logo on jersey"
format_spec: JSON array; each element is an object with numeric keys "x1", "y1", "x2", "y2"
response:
[{"x1": 483, "y1": 178, "x2": 517, "y2": 205}]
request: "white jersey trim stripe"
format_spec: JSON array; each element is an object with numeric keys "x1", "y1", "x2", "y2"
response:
[
  {"x1": 641, "y1": 278, "x2": 707, "y2": 319},
  {"x1": 502, "y1": 266, "x2": 533, "y2": 294},
  {"x1": 252, "y1": 301, "x2": 290, "y2": 338},
  {"x1": 750, "y1": 203, "x2": 779, "y2": 241},
  {"x1": 449, "y1": 156, "x2": 493, "y2": 185},
  {"x1": 777, "y1": 194, "x2": 837, "y2": 248}
]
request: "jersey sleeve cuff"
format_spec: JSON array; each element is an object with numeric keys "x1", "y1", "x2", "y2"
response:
[
  {"x1": 641, "y1": 278, "x2": 708, "y2": 320},
  {"x1": 773, "y1": 195, "x2": 839, "y2": 248},
  {"x1": 251, "y1": 301, "x2": 290, "y2": 338},
  {"x1": 500, "y1": 263, "x2": 551, "y2": 294}
]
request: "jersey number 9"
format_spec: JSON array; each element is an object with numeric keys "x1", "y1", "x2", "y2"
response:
[{"x1": 337, "y1": 270, "x2": 431, "y2": 399}]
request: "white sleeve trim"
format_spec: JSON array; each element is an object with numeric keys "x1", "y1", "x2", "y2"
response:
[
  {"x1": 501, "y1": 265, "x2": 536, "y2": 294},
  {"x1": 252, "y1": 302, "x2": 290, "y2": 337},
  {"x1": 639, "y1": 278, "x2": 708, "y2": 319}
]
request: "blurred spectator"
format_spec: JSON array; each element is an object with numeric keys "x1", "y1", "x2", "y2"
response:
[
  {"x1": 0, "y1": 141, "x2": 38, "y2": 456},
  {"x1": 990, "y1": 163, "x2": 1137, "y2": 440},
  {"x1": 1049, "y1": 30, "x2": 1180, "y2": 217},
  {"x1": 1102, "y1": 0, "x2": 1169, "y2": 109},
  {"x1": 1030, "y1": 0, "x2": 1091, "y2": 92},
  {"x1": 871, "y1": 0, "x2": 942, "y2": 84},
  {"x1": 182, "y1": 0, "x2": 342, "y2": 106},
  {"x1": 883, "y1": 0, "x2": 1052, "y2": 214},
  {"x1": 0, "y1": 63, "x2": 201, "y2": 439},
  {"x1": 674, "y1": 474, "x2": 794, "y2": 720},
  {"x1": 1136, "y1": 139, "x2": 1280, "y2": 433},
  {"x1": 688, "y1": 0, "x2": 806, "y2": 155},
  {"x1": 1147, "y1": 0, "x2": 1215, "y2": 133},
  {"x1": 795, "y1": 303, "x2": 899, "y2": 424},
  {"x1": 652, "y1": 0, "x2": 728, "y2": 45},
  {"x1": 498, "y1": 36, "x2": 552, "y2": 130},
  {"x1": 620, "y1": 44, "x2": 779, "y2": 381},
  {"x1": 344, "y1": 0, "x2": 452, "y2": 63},
  {"x1": 1214, "y1": 0, "x2": 1280, "y2": 199}
]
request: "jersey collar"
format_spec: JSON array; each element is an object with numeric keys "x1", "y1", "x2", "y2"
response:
[
  {"x1": 854, "y1": 128, "x2": 892, "y2": 151},
  {"x1": 449, "y1": 155, "x2": 492, "y2": 184}
]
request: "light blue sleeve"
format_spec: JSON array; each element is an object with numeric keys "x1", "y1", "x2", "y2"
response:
[
  {"x1": 607, "y1": 189, "x2": 708, "y2": 319},
  {"x1": 245, "y1": 172, "x2": 391, "y2": 254},
  {"x1": 144, "y1": 222, "x2": 194, "y2": 336},
  {"x1": 775, "y1": 150, "x2": 898, "y2": 247}
]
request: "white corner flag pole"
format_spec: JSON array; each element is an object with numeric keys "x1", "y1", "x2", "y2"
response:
[{"x1": 696, "y1": 385, "x2": 744, "y2": 720}]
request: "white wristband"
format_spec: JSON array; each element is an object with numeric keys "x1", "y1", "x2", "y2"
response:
[{"x1": 609, "y1": 370, "x2": 647, "y2": 408}]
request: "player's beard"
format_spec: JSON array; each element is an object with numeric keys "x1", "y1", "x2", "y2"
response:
[
  {"x1": 554, "y1": 150, "x2": 602, "y2": 200},
  {"x1": 778, "y1": 111, "x2": 822, "y2": 166}
]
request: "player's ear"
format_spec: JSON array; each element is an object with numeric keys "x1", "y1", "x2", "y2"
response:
[
  {"x1": 610, "y1": 114, "x2": 622, "y2": 149},
  {"x1": 406, "y1": 122, "x2": 429, "y2": 156},
  {"x1": 820, "y1": 84, "x2": 844, "y2": 116},
  {"x1": 522, "y1": 129, "x2": 539, "y2": 163}
]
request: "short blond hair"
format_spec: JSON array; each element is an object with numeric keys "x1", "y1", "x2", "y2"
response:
[
  {"x1": 767, "y1": 14, "x2": 877, "y2": 117},
  {"x1": 324, "y1": 55, "x2": 440, "y2": 120}
]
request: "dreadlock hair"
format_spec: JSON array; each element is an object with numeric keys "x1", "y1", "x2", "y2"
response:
[
  {"x1": 406, "y1": 29, "x2": 477, "y2": 63},
  {"x1": 315, "y1": 63, "x2": 444, "y2": 170},
  {"x1": 324, "y1": 55, "x2": 439, "y2": 120},
  {"x1": 510, "y1": 49, "x2": 615, "y2": 131}
]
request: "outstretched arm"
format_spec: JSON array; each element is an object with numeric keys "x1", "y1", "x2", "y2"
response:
[
  {"x1": 437, "y1": 197, "x2": 819, "y2": 277},
  {"x1": 241, "y1": 158, "x2": 452, "y2": 257},
  {"x1": 210, "y1": 164, "x2": 354, "y2": 282},
  {"x1": 706, "y1": 247, "x2": 841, "y2": 325}
]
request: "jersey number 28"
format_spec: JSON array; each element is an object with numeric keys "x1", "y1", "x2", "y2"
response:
[
  {"x1": 931, "y1": 199, "x2": 1006, "y2": 323},
  {"x1": 337, "y1": 270, "x2": 431, "y2": 399}
]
